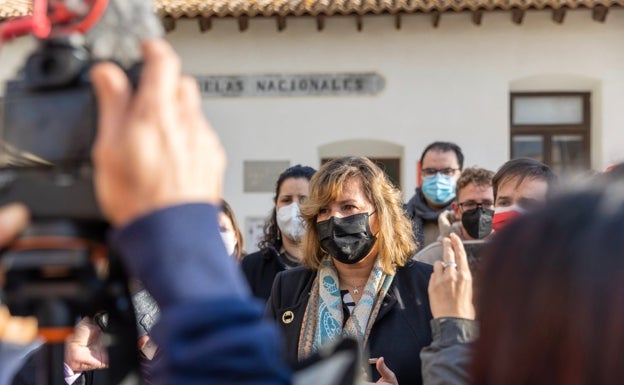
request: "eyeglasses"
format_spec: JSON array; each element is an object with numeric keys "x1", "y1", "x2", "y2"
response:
[
  {"x1": 458, "y1": 200, "x2": 494, "y2": 211},
  {"x1": 421, "y1": 167, "x2": 460, "y2": 177}
]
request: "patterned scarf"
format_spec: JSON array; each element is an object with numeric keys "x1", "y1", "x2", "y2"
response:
[{"x1": 298, "y1": 256, "x2": 394, "y2": 360}]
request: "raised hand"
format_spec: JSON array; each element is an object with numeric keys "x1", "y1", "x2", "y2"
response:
[
  {"x1": 428, "y1": 233, "x2": 476, "y2": 319},
  {"x1": 91, "y1": 39, "x2": 226, "y2": 226},
  {"x1": 64, "y1": 317, "x2": 108, "y2": 372}
]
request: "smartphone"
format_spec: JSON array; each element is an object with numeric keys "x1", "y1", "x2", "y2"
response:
[{"x1": 462, "y1": 240, "x2": 488, "y2": 276}]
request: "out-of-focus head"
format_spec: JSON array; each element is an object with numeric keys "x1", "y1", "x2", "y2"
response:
[
  {"x1": 604, "y1": 162, "x2": 624, "y2": 180},
  {"x1": 452, "y1": 167, "x2": 495, "y2": 240},
  {"x1": 419, "y1": 142, "x2": 464, "y2": 206},
  {"x1": 300, "y1": 156, "x2": 415, "y2": 273},
  {"x1": 492, "y1": 158, "x2": 556, "y2": 232},
  {"x1": 219, "y1": 200, "x2": 244, "y2": 259},
  {"x1": 473, "y1": 181, "x2": 624, "y2": 385},
  {"x1": 259, "y1": 165, "x2": 316, "y2": 250},
  {"x1": 493, "y1": 157, "x2": 556, "y2": 207}
]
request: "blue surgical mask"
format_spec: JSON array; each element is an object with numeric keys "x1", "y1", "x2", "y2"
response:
[{"x1": 422, "y1": 173, "x2": 456, "y2": 204}]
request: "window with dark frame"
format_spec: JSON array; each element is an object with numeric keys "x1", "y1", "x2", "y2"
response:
[{"x1": 510, "y1": 92, "x2": 591, "y2": 175}]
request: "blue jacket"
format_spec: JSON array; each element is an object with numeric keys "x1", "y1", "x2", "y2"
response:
[{"x1": 112, "y1": 204, "x2": 291, "y2": 385}]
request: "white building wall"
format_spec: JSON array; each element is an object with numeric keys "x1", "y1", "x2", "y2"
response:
[
  {"x1": 163, "y1": 9, "x2": 624, "y2": 248},
  {"x1": 1, "y1": 9, "x2": 622, "y2": 250}
]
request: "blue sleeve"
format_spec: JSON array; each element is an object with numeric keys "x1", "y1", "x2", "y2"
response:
[
  {"x1": 110, "y1": 203, "x2": 291, "y2": 385},
  {"x1": 110, "y1": 204, "x2": 249, "y2": 308}
]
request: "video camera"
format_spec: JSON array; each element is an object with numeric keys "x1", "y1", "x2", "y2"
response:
[{"x1": 0, "y1": 1, "x2": 161, "y2": 384}]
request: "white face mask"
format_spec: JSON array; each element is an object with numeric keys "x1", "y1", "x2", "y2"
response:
[
  {"x1": 220, "y1": 231, "x2": 237, "y2": 256},
  {"x1": 276, "y1": 202, "x2": 306, "y2": 242}
]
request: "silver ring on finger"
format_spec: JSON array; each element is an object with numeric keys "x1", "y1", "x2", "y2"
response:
[{"x1": 441, "y1": 261, "x2": 457, "y2": 269}]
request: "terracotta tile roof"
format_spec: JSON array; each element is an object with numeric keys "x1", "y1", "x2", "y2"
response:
[
  {"x1": 1, "y1": 0, "x2": 621, "y2": 20},
  {"x1": 155, "y1": 0, "x2": 623, "y2": 17},
  {"x1": 0, "y1": 0, "x2": 30, "y2": 19}
]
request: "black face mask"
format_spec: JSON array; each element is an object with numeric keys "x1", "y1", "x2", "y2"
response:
[
  {"x1": 316, "y1": 212, "x2": 377, "y2": 264},
  {"x1": 461, "y1": 207, "x2": 494, "y2": 239}
]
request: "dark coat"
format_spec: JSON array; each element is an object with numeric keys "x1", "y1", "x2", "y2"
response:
[
  {"x1": 267, "y1": 261, "x2": 434, "y2": 385},
  {"x1": 241, "y1": 248, "x2": 284, "y2": 302}
]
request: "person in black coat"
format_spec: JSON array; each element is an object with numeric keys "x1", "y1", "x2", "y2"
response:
[
  {"x1": 241, "y1": 165, "x2": 316, "y2": 302},
  {"x1": 267, "y1": 156, "x2": 434, "y2": 385}
]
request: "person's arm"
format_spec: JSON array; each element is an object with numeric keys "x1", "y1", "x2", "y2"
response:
[
  {"x1": 420, "y1": 318, "x2": 477, "y2": 385},
  {"x1": 422, "y1": 234, "x2": 476, "y2": 385},
  {"x1": 0, "y1": 205, "x2": 42, "y2": 385},
  {"x1": 91, "y1": 39, "x2": 291, "y2": 385}
]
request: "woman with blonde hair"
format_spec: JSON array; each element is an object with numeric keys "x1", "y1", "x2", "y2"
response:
[{"x1": 267, "y1": 156, "x2": 434, "y2": 385}]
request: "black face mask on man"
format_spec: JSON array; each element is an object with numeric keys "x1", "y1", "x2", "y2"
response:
[
  {"x1": 316, "y1": 212, "x2": 377, "y2": 264},
  {"x1": 461, "y1": 207, "x2": 494, "y2": 239}
]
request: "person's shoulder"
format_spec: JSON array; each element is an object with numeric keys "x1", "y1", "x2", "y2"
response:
[
  {"x1": 241, "y1": 249, "x2": 263, "y2": 263},
  {"x1": 270, "y1": 266, "x2": 316, "y2": 307},
  {"x1": 413, "y1": 241, "x2": 444, "y2": 265},
  {"x1": 240, "y1": 248, "x2": 275, "y2": 268},
  {"x1": 275, "y1": 265, "x2": 315, "y2": 282},
  {"x1": 394, "y1": 260, "x2": 433, "y2": 295},
  {"x1": 399, "y1": 258, "x2": 434, "y2": 275},
  {"x1": 404, "y1": 188, "x2": 420, "y2": 209}
]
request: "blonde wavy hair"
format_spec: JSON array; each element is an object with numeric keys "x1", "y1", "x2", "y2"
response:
[{"x1": 300, "y1": 156, "x2": 416, "y2": 274}]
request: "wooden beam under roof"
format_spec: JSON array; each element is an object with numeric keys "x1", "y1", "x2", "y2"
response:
[
  {"x1": 316, "y1": 14, "x2": 325, "y2": 31},
  {"x1": 199, "y1": 17, "x2": 212, "y2": 32},
  {"x1": 238, "y1": 15, "x2": 249, "y2": 31},
  {"x1": 431, "y1": 10, "x2": 440, "y2": 27},
  {"x1": 163, "y1": 16, "x2": 176, "y2": 32},
  {"x1": 472, "y1": 10, "x2": 483, "y2": 25},
  {"x1": 276, "y1": 15, "x2": 286, "y2": 31},
  {"x1": 592, "y1": 5, "x2": 608, "y2": 22},
  {"x1": 511, "y1": 8, "x2": 524, "y2": 24},
  {"x1": 552, "y1": 8, "x2": 566, "y2": 23}
]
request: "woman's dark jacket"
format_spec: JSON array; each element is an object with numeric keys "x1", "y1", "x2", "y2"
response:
[
  {"x1": 241, "y1": 247, "x2": 284, "y2": 302},
  {"x1": 267, "y1": 260, "x2": 433, "y2": 385}
]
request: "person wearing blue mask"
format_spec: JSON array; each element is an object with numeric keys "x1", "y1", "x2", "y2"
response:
[
  {"x1": 405, "y1": 142, "x2": 464, "y2": 251},
  {"x1": 414, "y1": 167, "x2": 495, "y2": 267}
]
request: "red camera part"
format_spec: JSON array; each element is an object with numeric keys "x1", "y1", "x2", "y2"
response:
[{"x1": 0, "y1": 0, "x2": 108, "y2": 42}]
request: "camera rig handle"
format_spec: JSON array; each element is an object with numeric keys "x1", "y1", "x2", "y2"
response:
[{"x1": 1, "y1": 221, "x2": 141, "y2": 385}]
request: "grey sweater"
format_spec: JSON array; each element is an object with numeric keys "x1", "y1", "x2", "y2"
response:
[{"x1": 421, "y1": 318, "x2": 478, "y2": 385}]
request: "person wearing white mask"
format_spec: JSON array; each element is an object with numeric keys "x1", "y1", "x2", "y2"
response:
[
  {"x1": 241, "y1": 165, "x2": 316, "y2": 302},
  {"x1": 218, "y1": 200, "x2": 245, "y2": 261}
]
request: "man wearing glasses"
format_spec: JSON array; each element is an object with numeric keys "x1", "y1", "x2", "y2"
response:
[
  {"x1": 405, "y1": 142, "x2": 464, "y2": 251},
  {"x1": 414, "y1": 167, "x2": 495, "y2": 265}
]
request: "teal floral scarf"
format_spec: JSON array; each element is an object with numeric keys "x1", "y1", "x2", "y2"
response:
[{"x1": 298, "y1": 256, "x2": 394, "y2": 360}]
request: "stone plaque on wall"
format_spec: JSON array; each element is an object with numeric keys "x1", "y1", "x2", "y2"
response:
[
  {"x1": 245, "y1": 216, "x2": 266, "y2": 253},
  {"x1": 195, "y1": 72, "x2": 384, "y2": 98},
  {"x1": 244, "y1": 160, "x2": 290, "y2": 193}
]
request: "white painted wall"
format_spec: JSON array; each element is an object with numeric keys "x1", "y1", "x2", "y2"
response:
[
  {"x1": 162, "y1": 9, "x2": 624, "y2": 249},
  {"x1": 0, "y1": 36, "x2": 35, "y2": 85},
  {"x1": 2, "y1": 10, "x2": 623, "y2": 250}
]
